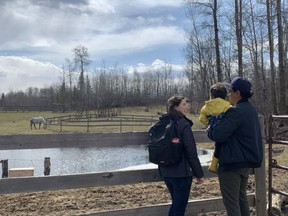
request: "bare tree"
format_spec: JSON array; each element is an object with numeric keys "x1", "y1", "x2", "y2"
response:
[
  {"x1": 243, "y1": 0, "x2": 262, "y2": 100},
  {"x1": 276, "y1": 0, "x2": 287, "y2": 114},
  {"x1": 266, "y1": 0, "x2": 278, "y2": 114},
  {"x1": 184, "y1": 5, "x2": 215, "y2": 103},
  {"x1": 72, "y1": 45, "x2": 90, "y2": 111},
  {"x1": 235, "y1": 0, "x2": 243, "y2": 76},
  {"x1": 64, "y1": 58, "x2": 74, "y2": 91},
  {"x1": 213, "y1": 0, "x2": 222, "y2": 81},
  {"x1": 57, "y1": 65, "x2": 67, "y2": 110},
  {"x1": 184, "y1": 0, "x2": 223, "y2": 82}
]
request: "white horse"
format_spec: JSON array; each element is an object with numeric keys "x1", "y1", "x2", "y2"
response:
[{"x1": 30, "y1": 117, "x2": 47, "y2": 129}]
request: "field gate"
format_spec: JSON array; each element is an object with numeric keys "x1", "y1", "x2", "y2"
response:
[{"x1": 268, "y1": 115, "x2": 288, "y2": 215}]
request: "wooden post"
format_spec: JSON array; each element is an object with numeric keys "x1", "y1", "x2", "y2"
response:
[
  {"x1": 254, "y1": 115, "x2": 266, "y2": 216},
  {"x1": 270, "y1": 194, "x2": 285, "y2": 216},
  {"x1": 44, "y1": 157, "x2": 51, "y2": 176},
  {"x1": 1, "y1": 159, "x2": 8, "y2": 178},
  {"x1": 60, "y1": 119, "x2": 63, "y2": 132},
  {"x1": 87, "y1": 118, "x2": 90, "y2": 132}
]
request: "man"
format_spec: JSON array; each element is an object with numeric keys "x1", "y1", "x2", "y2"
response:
[{"x1": 207, "y1": 77, "x2": 263, "y2": 216}]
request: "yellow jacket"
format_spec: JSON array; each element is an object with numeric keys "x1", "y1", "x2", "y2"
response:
[{"x1": 199, "y1": 98, "x2": 231, "y2": 125}]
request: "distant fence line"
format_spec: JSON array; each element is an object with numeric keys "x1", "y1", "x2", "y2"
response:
[
  {"x1": 46, "y1": 114, "x2": 159, "y2": 132},
  {"x1": 0, "y1": 105, "x2": 52, "y2": 112}
]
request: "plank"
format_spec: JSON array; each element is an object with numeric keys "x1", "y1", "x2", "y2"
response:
[
  {"x1": 0, "y1": 132, "x2": 149, "y2": 150},
  {"x1": 0, "y1": 169, "x2": 160, "y2": 194},
  {"x1": 0, "y1": 131, "x2": 211, "y2": 150},
  {"x1": 0, "y1": 166, "x2": 218, "y2": 194},
  {"x1": 76, "y1": 194, "x2": 255, "y2": 216}
]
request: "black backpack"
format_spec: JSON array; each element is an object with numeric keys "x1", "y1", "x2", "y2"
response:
[{"x1": 147, "y1": 117, "x2": 183, "y2": 167}]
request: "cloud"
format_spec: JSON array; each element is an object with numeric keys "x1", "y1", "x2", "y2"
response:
[
  {"x1": 0, "y1": 0, "x2": 186, "y2": 61},
  {"x1": 127, "y1": 59, "x2": 184, "y2": 74},
  {"x1": 0, "y1": 56, "x2": 61, "y2": 93},
  {"x1": 0, "y1": 0, "x2": 187, "y2": 93},
  {"x1": 86, "y1": 26, "x2": 185, "y2": 57}
]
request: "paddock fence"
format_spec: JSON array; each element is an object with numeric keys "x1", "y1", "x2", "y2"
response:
[
  {"x1": 268, "y1": 115, "x2": 288, "y2": 215},
  {"x1": 46, "y1": 114, "x2": 159, "y2": 132},
  {"x1": 0, "y1": 121, "x2": 266, "y2": 215},
  {"x1": 0, "y1": 105, "x2": 51, "y2": 112}
]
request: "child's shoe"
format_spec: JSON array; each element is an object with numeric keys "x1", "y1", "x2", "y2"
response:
[{"x1": 208, "y1": 156, "x2": 219, "y2": 173}]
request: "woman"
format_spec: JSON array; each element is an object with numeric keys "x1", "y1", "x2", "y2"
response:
[{"x1": 159, "y1": 95, "x2": 204, "y2": 216}]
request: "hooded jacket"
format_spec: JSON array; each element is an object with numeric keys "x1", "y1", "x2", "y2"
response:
[
  {"x1": 199, "y1": 97, "x2": 231, "y2": 126},
  {"x1": 208, "y1": 99, "x2": 263, "y2": 170},
  {"x1": 159, "y1": 113, "x2": 204, "y2": 178}
]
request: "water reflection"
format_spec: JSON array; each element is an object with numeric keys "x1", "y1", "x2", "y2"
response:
[{"x1": 0, "y1": 146, "x2": 212, "y2": 176}]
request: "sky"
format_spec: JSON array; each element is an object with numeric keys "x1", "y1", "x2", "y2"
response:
[{"x1": 0, "y1": 0, "x2": 190, "y2": 94}]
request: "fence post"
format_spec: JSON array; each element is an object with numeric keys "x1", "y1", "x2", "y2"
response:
[
  {"x1": 150, "y1": 116, "x2": 154, "y2": 125},
  {"x1": 60, "y1": 119, "x2": 63, "y2": 132},
  {"x1": 1, "y1": 159, "x2": 8, "y2": 178},
  {"x1": 254, "y1": 115, "x2": 266, "y2": 215},
  {"x1": 87, "y1": 118, "x2": 90, "y2": 132},
  {"x1": 44, "y1": 157, "x2": 51, "y2": 176}
]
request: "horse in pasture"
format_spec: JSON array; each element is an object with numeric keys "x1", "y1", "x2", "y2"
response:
[{"x1": 30, "y1": 117, "x2": 47, "y2": 129}]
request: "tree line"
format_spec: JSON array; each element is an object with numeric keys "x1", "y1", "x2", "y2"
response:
[
  {"x1": 0, "y1": 47, "x2": 191, "y2": 114},
  {"x1": 0, "y1": 0, "x2": 287, "y2": 120}
]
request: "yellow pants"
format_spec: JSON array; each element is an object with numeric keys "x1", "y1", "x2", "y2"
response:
[{"x1": 208, "y1": 156, "x2": 219, "y2": 173}]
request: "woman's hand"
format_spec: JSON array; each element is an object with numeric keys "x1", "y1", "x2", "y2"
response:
[{"x1": 195, "y1": 178, "x2": 204, "y2": 184}]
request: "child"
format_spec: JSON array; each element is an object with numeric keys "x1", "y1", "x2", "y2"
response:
[{"x1": 199, "y1": 82, "x2": 230, "y2": 173}]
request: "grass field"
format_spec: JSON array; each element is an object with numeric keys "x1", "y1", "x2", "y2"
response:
[
  {"x1": 0, "y1": 106, "x2": 204, "y2": 135},
  {"x1": 2, "y1": 107, "x2": 287, "y2": 170}
]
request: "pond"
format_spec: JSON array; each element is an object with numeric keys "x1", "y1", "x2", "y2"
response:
[{"x1": 0, "y1": 146, "x2": 213, "y2": 177}]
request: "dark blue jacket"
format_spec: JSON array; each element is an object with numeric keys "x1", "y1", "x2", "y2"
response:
[
  {"x1": 159, "y1": 113, "x2": 204, "y2": 178},
  {"x1": 208, "y1": 99, "x2": 263, "y2": 170}
]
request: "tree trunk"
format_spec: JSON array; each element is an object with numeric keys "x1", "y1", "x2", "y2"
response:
[
  {"x1": 266, "y1": 0, "x2": 278, "y2": 114},
  {"x1": 235, "y1": 0, "x2": 243, "y2": 76},
  {"x1": 276, "y1": 0, "x2": 286, "y2": 114},
  {"x1": 213, "y1": 0, "x2": 222, "y2": 82}
]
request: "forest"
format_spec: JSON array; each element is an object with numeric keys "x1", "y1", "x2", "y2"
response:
[{"x1": 0, "y1": 0, "x2": 287, "y2": 120}]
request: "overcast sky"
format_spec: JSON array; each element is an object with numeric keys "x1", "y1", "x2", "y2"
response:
[{"x1": 0, "y1": 0, "x2": 189, "y2": 93}]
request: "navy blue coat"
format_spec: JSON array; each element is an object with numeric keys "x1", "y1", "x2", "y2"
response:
[
  {"x1": 159, "y1": 114, "x2": 204, "y2": 179},
  {"x1": 208, "y1": 99, "x2": 263, "y2": 170}
]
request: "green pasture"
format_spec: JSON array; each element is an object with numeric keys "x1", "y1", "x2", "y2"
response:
[{"x1": 0, "y1": 106, "x2": 204, "y2": 135}]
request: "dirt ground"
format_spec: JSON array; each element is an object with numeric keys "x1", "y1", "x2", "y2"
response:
[
  {"x1": 0, "y1": 146, "x2": 288, "y2": 216},
  {"x1": 0, "y1": 177, "x2": 234, "y2": 216}
]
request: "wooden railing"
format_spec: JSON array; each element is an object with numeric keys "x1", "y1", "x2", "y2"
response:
[
  {"x1": 46, "y1": 114, "x2": 159, "y2": 132},
  {"x1": 0, "y1": 128, "x2": 266, "y2": 215},
  {"x1": 268, "y1": 115, "x2": 288, "y2": 215},
  {"x1": 0, "y1": 105, "x2": 52, "y2": 112}
]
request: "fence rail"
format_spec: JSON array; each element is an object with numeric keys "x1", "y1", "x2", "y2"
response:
[
  {"x1": 0, "y1": 105, "x2": 51, "y2": 112},
  {"x1": 0, "y1": 128, "x2": 266, "y2": 215},
  {"x1": 46, "y1": 114, "x2": 159, "y2": 132},
  {"x1": 268, "y1": 114, "x2": 288, "y2": 215}
]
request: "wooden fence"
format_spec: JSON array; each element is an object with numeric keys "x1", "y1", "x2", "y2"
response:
[
  {"x1": 46, "y1": 114, "x2": 159, "y2": 132},
  {"x1": 268, "y1": 115, "x2": 288, "y2": 215},
  {"x1": 0, "y1": 130, "x2": 266, "y2": 215},
  {"x1": 0, "y1": 105, "x2": 51, "y2": 112}
]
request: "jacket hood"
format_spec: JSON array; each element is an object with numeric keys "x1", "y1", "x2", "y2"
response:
[
  {"x1": 160, "y1": 113, "x2": 193, "y2": 127},
  {"x1": 160, "y1": 112, "x2": 183, "y2": 120}
]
